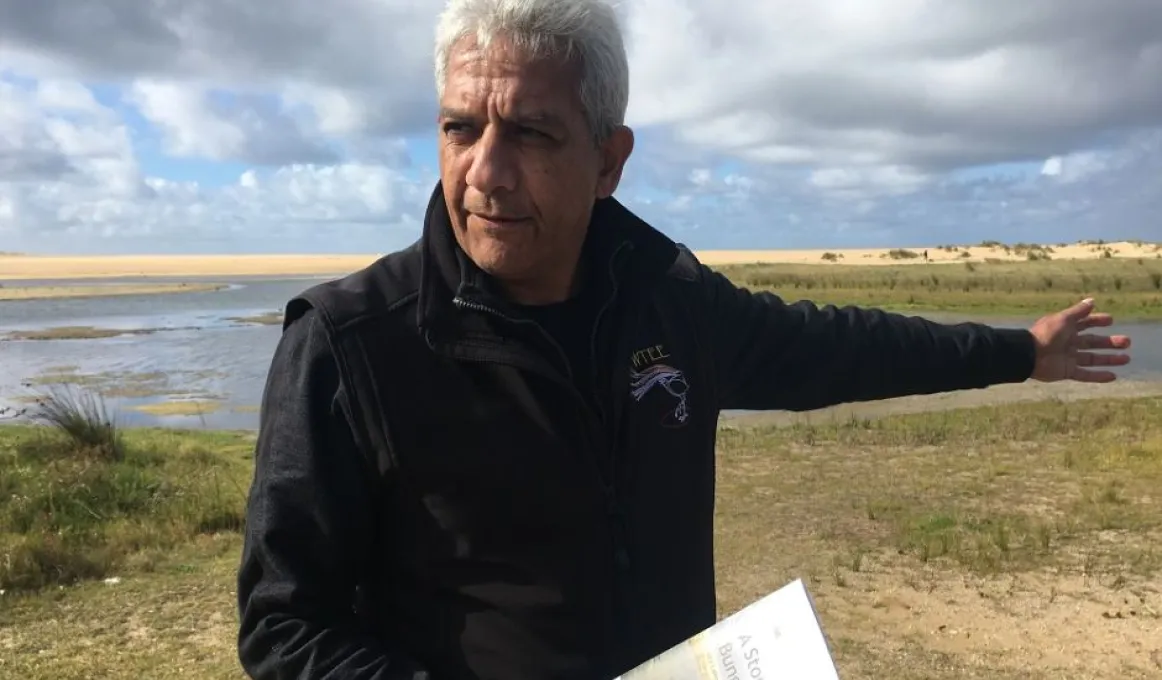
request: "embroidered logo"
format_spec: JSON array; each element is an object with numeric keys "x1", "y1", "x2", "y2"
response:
[{"x1": 629, "y1": 362, "x2": 690, "y2": 427}]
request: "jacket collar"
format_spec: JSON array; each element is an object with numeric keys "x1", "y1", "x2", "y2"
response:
[{"x1": 416, "y1": 181, "x2": 680, "y2": 335}]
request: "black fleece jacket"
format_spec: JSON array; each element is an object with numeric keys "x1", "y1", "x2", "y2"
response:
[{"x1": 237, "y1": 184, "x2": 1036, "y2": 679}]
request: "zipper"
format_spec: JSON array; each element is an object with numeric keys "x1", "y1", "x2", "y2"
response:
[
  {"x1": 586, "y1": 243, "x2": 635, "y2": 661},
  {"x1": 453, "y1": 254, "x2": 636, "y2": 666},
  {"x1": 450, "y1": 295, "x2": 613, "y2": 493},
  {"x1": 452, "y1": 295, "x2": 576, "y2": 383},
  {"x1": 590, "y1": 243, "x2": 631, "y2": 474}
]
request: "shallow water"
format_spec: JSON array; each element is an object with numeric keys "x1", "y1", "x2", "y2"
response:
[{"x1": 1, "y1": 277, "x2": 1159, "y2": 430}]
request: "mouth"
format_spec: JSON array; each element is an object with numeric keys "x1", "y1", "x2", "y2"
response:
[{"x1": 470, "y1": 213, "x2": 530, "y2": 229}]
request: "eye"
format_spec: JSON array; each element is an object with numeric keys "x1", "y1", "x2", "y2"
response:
[
  {"x1": 442, "y1": 122, "x2": 475, "y2": 140},
  {"x1": 517, "y1": 125, "x2": 551, "y2": 141}
]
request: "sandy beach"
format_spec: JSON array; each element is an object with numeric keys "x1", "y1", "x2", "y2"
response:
[{"x1": 1, "y1": 240, "x2": 1158, "y2": 281}]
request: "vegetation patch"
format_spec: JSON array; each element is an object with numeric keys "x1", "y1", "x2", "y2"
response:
[
  {"x1": 715, "y1": 257, "x2": 1162, "y2": 318},
  {"x1": 0, "y1": 390, "x2": 252, "y2": 596},
  {"x1": 225, "y1": 311, "x2": 283, "y2": 326}
]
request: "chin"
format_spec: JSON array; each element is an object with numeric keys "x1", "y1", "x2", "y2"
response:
[{"x1": 465, "y1": 240, "x2": 529, "y2": 277}]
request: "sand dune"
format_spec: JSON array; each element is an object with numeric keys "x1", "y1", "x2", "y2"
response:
[
  {"x1": 695, "y1": 240, "x2": 1162, "y2": 266},
  {"x1": 0, "y1": 241, "x2": 1158, "y2": 280}
]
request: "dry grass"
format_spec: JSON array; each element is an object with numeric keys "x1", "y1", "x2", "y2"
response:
[
  {"x1": 716, "y1": 257, "x2": 1162, "y2": 319},
  {"x1": 2, "y1": 395, "x2": 1161, "y2": 678},
  {"x1": 715, "y1": 396, "x2": 1162, "y2": 678}
]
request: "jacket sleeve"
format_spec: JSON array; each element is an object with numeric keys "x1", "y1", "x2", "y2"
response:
[
  {"x1": 699, "y1": 266, "x2": 1038, "y2": 412},
  {"x1": 237, "y1": 308, "x2": 429, "y2": 680}
]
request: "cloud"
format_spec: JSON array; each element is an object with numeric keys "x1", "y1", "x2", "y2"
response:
[
  {"x1": 0, "y1": 0, "x2": 1158, "y2": 252},
  {"x1": 127, "y1": 80, "x2": 338, "y2": 165},
  {"x1": 0, "y1": 75, "x2": 433, "y2": 253},
  {"x1": 625, "y1": 0, "x2": 1162, "y2": 173}
]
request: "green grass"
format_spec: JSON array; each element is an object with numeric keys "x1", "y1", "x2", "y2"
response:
[
  {"x1": 714, "y1": 257, "x2": 1162, "y2": 319},
  {"x1": 3, "y1": 393, "x2": 1162, "y2": 677},
  {"x1": 0, "y1": 422, "x2": 252, "y2": 594}
]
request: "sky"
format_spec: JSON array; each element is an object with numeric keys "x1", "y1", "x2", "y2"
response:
[{"x1": 1, "y1": 0, "x2": 1160, "y2": 255}]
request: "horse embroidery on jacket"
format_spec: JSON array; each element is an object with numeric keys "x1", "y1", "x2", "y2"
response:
[{"x1": 629, "y1": 363, "x2": 690, "y2": 427}]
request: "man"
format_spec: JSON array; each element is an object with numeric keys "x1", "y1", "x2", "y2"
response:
[{"x1": 236, "y1": 0, "x2": 1132, "y2": 678}]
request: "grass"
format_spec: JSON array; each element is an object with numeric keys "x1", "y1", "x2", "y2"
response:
[
  {"x1": 714, "y1": 257, "x2": 1162, "y2": 319},
  {"x1": 2, "y1": 392, "x2": 1162, "y2": 677},
  {"x1": 714, "y1": 397, "x2": 1162, "y2": 678},
  {"x1": 0, "y1": 392, "x2": 251, "y2": 597},
  {"x1": 716, "y1": 398, "x2": 1162, "y2": 579}
]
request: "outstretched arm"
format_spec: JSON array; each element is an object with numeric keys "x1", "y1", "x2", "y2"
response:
[
  {"x1": 700, "y1": 266, "x2": 1037, "y2": 412},
  {"x1": 237, "y1": 309, "x2": 428, "y2": 680}
]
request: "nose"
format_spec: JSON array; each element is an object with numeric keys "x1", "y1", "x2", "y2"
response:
[{"x1": 465, "y1": 126, "x2": 518, "y2": 197}]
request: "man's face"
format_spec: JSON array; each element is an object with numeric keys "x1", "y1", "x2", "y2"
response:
[{"x1": 438, "y1": 36, "x2": 633, "y2": 302}]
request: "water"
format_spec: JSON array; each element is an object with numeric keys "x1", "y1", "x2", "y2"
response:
[
  {"x1": 2, "y1": 278, "x2": 1160, "y2": 430},
  {"x1": 0, "y1": 277, "x2": 318, "y2": 430}
]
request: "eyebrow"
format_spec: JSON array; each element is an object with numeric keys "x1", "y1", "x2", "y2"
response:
[{"x1": 438, "y1": 107, "x2": 565, "y2": 130}]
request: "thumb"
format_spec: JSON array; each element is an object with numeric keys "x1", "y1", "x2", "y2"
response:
[{"x1": 1065, "y1": 297, "x2": 1095, "y2": 319}]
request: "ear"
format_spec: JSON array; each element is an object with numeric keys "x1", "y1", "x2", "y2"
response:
[{"x1": 595, "y1": 125, "x2": 634, "y2": 199}]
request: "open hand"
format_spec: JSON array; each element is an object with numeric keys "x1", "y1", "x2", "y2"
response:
[{"x1": 1029, "y1": 298, "x2": 1131, "y2": 383}]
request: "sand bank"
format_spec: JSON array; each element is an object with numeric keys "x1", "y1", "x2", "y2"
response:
[
  {"x1": 2, "y1": 241, "x2": 1158, "y2": 280},
  {"x1": 0, "y1": 282, "x2": 228, "y2": 301},
  {"x1": 0, "y1": 254, "x2": 379, "y2": 281}
]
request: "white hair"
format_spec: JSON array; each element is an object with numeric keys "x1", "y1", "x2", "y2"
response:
[{"x1": 434, "y1": 0, "x2": 629, "y2": 142}]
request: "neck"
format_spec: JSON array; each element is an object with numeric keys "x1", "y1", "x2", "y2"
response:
[{"x1": 502, "y1": 257, "x2": 587, "y2": 306}]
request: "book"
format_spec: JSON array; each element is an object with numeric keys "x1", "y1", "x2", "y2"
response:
[{"x1": 613, "y1": 578, "x2": 840, "y2": 679}]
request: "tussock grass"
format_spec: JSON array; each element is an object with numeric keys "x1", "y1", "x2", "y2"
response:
[
  {"x1": 26, "y1": 385, "x2": 124, "y2": 461},
  {"x1": 715, "y1": 257, "x2": 1162, "y2": 318}
]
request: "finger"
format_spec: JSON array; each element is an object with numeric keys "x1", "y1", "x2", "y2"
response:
[
  {"x1": 1076, "y1": 334, "x2": 1132, "y2": 350},
  {"x1": 1076, "y1": 351, "x2": 1131, "y2": 367},
  {"x1": 1063, "y1": 297, "x2": 1096, "y2": 320},
  {"x1": 1077, "y1": 313, "x2": 1114, "y2": 329},
  {"x1": 1072, "y1": 368, "x2": 1118, "y2": 383}
]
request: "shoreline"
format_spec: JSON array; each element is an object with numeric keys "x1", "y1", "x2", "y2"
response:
[
  {"x1": 721, "y1": 378, "x2": 1162, "y2": 428},
  {"x1": 1, "y1": 240, "x2": 1159, "y2": 280}
]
